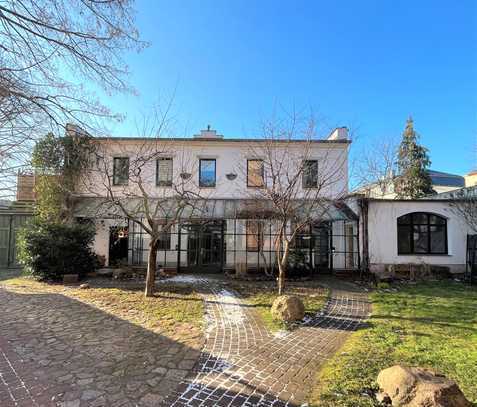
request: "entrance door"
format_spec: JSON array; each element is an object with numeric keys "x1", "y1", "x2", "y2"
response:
[
  {"x1": 187, "y1": 221, "x2": 224, "y2": 272},
  {"x1": 313, "y1": 223, "x2": 331, "y2": 272},
  {"x1": 109, "y1": 226, "x2": 129, "y2": 267}
]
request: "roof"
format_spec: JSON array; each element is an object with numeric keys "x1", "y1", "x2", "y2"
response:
[
  {"x1": 428, "y1": 170, "x2": 465, "y2": 187},
  {"x1": 90, "y1": 136, "x2": 350, "y2": 145},
  {"x1": 73, "y1": 197, "x2": 357, "y2": 221},
  {"x1": 428, "y1": 185, "x2": 477, "y2": 199}
]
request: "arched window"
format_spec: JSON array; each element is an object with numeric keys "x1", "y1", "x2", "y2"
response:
[{"x1": 397, "y1": 212, "x2": 447, "y2": 255}]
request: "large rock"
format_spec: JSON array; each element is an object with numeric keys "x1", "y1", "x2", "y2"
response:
[
  {"x1": 271, "y1": 295, "x2": 305, "y2": 322},
  {"x1": 376, "y1": 365, "x2": 471, "y2": 407}
]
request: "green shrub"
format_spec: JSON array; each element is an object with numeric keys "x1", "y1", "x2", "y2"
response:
[
  {"x1": 17, "y1": 219, "x2": 98, "y2": 281},
  {"x1": 376, "y1": 282, "x2": 390, "y2": 290}
]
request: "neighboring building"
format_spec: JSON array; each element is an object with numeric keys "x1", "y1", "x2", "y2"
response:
[
  {"x1": 73, "y1": 127, "x2": 360, "y2": 273},
  {"x1": 465, "y1": 170, "x2": 477, "y2": 187},
  {"x1": 356, "y1": 169, "x2": 465, "y2": 198}
]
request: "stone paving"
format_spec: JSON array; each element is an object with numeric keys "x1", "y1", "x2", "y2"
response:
[
  {"x1": 162, "y1": 277, "x2": 371, "y2": 407},
  {"x1": 0, "y1": 281, "x2": 202, "y2": 407},
  {"x1": 0, "y1": 275, "x2": 369, "y2": 406}
]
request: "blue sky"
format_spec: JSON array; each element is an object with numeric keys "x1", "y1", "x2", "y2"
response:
[{"x1": 104, "y1": 0, "x2": 477, "y2": 176}]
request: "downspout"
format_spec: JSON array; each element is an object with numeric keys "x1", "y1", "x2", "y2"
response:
[{"x1": 359, "y1": 197, "x2": 370, "y2": 277}]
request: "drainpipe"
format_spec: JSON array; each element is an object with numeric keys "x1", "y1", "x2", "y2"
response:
[{"x1": 359, "y1": 197, "x2": 370, "y2": 277}]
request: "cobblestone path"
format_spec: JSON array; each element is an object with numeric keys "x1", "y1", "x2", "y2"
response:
[
  {"x1": 0, "y1": 280, "x2": 203, "y2": 407},
  {"x1": 0, "y1": 275, "x2": 369, "y2": 407},
  {"x1": 162, "y1": 278, "x2": 370, "y2": 407}
]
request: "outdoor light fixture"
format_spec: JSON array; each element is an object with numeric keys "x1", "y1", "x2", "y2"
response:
[
  {"x1": 180, "y1": 172, "x2": 192, "y2": 180},
  {"x1": 226, "y1": 173, "x2": 237, "y2": 180}
]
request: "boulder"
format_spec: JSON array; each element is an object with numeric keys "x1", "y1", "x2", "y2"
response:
[
  {"x1": 376, "y1": 365, "x2": 471, "y2": 407},
  {"x1": 271, "y1": 295, "x2": 305, "y2": 322},
  {"x1": 79, "y1": 283, "x2": 90, "y2": 289}
]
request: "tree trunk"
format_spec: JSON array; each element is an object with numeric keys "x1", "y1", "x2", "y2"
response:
[
  {"x1": 145, "y1": 240, "x2": 158, "y2": 297},
  {"x1": 277, "y1": 239, "x2": 289, "y2": 295},
  {"x1": 278, "y1": 262, "x2": 285, "y2": 295}
]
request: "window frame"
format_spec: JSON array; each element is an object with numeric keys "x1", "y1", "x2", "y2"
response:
[
  {"x1": 156, "y1": 157, "x2": 173, "y2": 187},
  {"x1": 247, "y1": 159, "x2": 264, "y2": 188},
  {"x1": 302, "y1": 160, "x2": 318, "y2": 189},
  {"x1": 246, "y1": 220, "x2": 264, "y2": 252},
  {"x1": 397, "y1": 212, "x2": 448, "y2": 255},
  {"x1": 112, "y1": 157, "x2": 129, "y2": 186},
  {"x1": 199, "y1": 158, "x2": 216, "y2": 188}
]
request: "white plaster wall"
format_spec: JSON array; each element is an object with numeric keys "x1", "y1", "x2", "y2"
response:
[
  {"x1": 367, "y1": 200, "x2": 470, "y2": 273},
  {"x1": 77, "y1": 138, "x2": 348, "y2": 200}
]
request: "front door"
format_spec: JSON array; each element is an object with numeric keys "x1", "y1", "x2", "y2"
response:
[
  {"x1": 109, "y1": 226, "x2": 129, "y2": 267},
  {"x1": 313, "y1": 223, "x2": 331, "y2": 272},
  {"x1": 186, "y1": 221, "x2": 224, "y2": 272}
]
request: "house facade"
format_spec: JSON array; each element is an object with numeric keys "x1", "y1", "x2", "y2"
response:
[{"x1": 73, "y1": 127, "x2": 360, "y2": 275}]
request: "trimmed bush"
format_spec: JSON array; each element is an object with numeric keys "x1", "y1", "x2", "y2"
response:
[{"x1": 17, "y1": 219, "x2": 98, "y2": 281}]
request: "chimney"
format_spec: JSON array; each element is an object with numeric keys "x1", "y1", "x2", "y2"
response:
[
  {"x1": 193, "y1": 125, "x2": 223, "y2": 139},
  {"x1": 327, "y1": 127, "x2": 348, "y2": 141},
  {"x1": 16, "y1": 172, "x2": 35, "y2": 202}
]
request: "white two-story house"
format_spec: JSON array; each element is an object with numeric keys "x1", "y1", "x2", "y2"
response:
[{"x1": 72, "y1": 126, "x2": 360, "y2": 276}]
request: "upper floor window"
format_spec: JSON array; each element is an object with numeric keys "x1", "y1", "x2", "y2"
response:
[
  {"x1": 303, "y1": 160, "x2": 318, "y2": 188},
  {"x1": 246, "y1": 220, "x2": 263, "y2": 252},
  {"x1": 397, "y1": 212, "x2": 447, "y2": 255},
  {"x1": 156, "y1": 158, "x2": 173, "y2": 187},
  {"x1": 199, "y1": 159, "x2": 216, "y2": 187},
  {"x1": 113, "y1": 157, "x2": 129, "y2": 186},
  {"x1": 247, "y1": 159, "x2": 264, "y2": 188}
]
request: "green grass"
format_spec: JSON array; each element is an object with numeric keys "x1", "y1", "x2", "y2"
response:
[
  {"x1": 228, "y1": 280, "x2": 329, "y2": 332},
  {"x1": 309, "y1": 281, "x2": 477, "y2": 406}
]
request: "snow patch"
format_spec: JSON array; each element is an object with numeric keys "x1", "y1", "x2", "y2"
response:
[
  {"x1": 159, "y1": 274, "x2": 205, "y2": 284},
  {"x1": 216, "y1": 289, "x2": 245, "y2": 324},
  {"x1": 273, "y1": 329, "x2": 290, "y2": 339}
]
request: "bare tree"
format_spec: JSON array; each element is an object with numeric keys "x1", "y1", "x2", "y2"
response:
[
  {"x1": 242, "y1": 115, "x2": 349, "y2": 294},
  {"x1": 351, "y1": 135, "x2": 398, "y2": 197},
  {"x1": 81, "y1": 109, "x2": 206, "y2": 297},
  {"x1": 0, "y1": 0, "x2": 145, "y2": 196},
  {"x1": 448, "y1": 187, "x2": 477, "y2": 233}
]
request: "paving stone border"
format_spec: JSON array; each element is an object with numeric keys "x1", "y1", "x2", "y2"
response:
[{"x1": 162, "y1": 277, "x2": 370, "y2": 407}]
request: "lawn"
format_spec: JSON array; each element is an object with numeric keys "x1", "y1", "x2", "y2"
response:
[
  {"x1": 228, "y1": 279, "x2": 329, "y2": 332},
  {"x1": 0, "y1": 271, "x2": 204, "y2": 346},
  {"x1": 309, "y1": 281, "x2": 477, "y2": 406}
]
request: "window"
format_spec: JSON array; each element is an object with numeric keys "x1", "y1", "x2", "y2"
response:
[
  {"x1": 157, "y1": 229, "x2": 171, "y2": 250},
  {"x1": 397, "y1": 212, "x2": 447, "y2": 255},
  {"x1": 303, "y1": 160, "x2": 318, "y2": 188},
  {"x1": 199, "y1": 159, "x2": 216, "y2": 187},
  {"x1": 247, "y1": 159, "x2": 264, "y2": 187},
  {"x1": 246, "y1": 220, "x2": 263, "y2": 251},
  {"x1": 113, "y1": 157, "x2": 129, "y2": 186},
  {"x1": 156, "y1": 158, "x2": 173, "y2": 186}
]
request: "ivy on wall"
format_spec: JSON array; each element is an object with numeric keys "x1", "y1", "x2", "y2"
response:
[{"x1": 31, "y1": 132, "x2": 95, "y2": 222}]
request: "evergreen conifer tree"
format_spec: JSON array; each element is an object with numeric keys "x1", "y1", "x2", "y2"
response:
[{"x1": 394, "y1": 117, "x2": 434, "y2": 198}]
